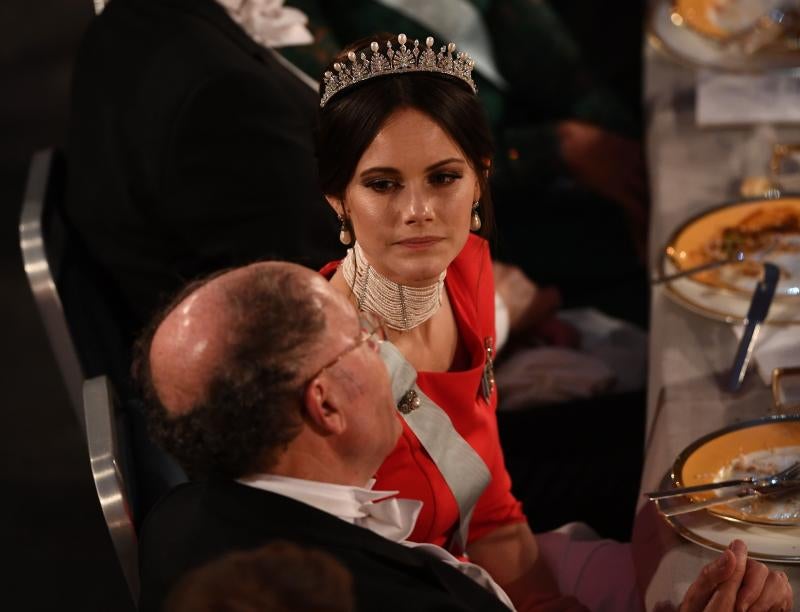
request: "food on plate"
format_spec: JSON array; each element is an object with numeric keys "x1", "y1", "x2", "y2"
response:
[
  {"x1": 713, "y1": 447, "x2": 800, "y2": 521},
  {"x1": 680, "y1": 204, "x2": 800, "y2": 286},
  {"x1": 674, "y1": 0, "x2": 778, "y2": 38}
]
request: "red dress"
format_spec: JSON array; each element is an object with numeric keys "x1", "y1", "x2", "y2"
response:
[{"x1": 321, "y1": 235, "x2": 526, "y2": 549}]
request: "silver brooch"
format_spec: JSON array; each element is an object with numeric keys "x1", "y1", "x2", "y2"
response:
[
  {"x1": 398, "y1": 389, "x2": 421, "y2": 414},
  {"x1": 481, "y1": 337, "x2": 495, "y2": 401}
]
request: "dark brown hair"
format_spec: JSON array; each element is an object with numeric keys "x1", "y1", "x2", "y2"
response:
[
  {"x1": 165, "y1": 541, "x2": 354, "y2": 612},
  {"x1": 316, "y1": 34, "x2": 495, "y2": 238},
  {"x1": 131, "y1": 265, "x2": 326, "y2": 480}
]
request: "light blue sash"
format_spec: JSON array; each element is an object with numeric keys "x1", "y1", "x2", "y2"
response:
[{"x1": 380, "y1": 341, "x2": 491, "y2": 553}]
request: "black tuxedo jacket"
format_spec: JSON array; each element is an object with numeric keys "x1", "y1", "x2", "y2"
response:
[
  {"x1": 65, "y1": 0, "x2": 341, "y2": 336},
  {"x1": 139, "y1": 481, "x2": 511, "y2": 611}
]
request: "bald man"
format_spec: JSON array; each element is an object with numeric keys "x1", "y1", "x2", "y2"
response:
[
  {"x1": 133, "y1": 261, "x2": 516, "y2": 612},
  {"x1": 133, "y1": 262, "x2": 793, "y2": 612}
]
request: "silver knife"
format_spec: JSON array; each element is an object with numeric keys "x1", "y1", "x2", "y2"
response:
[
  {"x1": 646, "y1": 477, "x2": 800, "y2": 500},
  {"x1": 660, "y1": 483, "x2": 800, "y2": 517},
  {"x1": 726, "y1": 262, "x2": 780, "y2": 393}
]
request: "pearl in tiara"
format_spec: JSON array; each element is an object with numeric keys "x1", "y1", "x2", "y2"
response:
[{"x1": 320, "y1": 33, "x2": 477, "y2": 108}]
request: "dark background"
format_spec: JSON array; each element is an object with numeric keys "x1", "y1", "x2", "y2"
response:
[
  {"x1": 0, "y1": 1, "x2": 642, "y2": 609},
  {"x1": 1, "y1": 1, "x2": 134, "y2": 609}
]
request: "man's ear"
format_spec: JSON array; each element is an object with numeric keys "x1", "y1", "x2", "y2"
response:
[{"x1": 302, "y1": 376, "x2": 346, "y2": 435}]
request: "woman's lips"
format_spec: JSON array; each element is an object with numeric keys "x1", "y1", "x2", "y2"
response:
[{"x1": 395, "y1": 236, "x2": 444, "y2": 249}]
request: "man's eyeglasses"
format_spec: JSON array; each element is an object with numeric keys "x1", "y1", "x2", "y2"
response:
[{"x1": 304, "y1": 310, "x2": 387, "y2": 385}]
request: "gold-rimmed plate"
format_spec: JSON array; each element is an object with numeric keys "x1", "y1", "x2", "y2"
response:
[
  {"x1": 655, "y1": 471, "x2": 800, "y2": 563},
  {"x1": 648, "y1": 0, "x2": 800, "y2": 72},
  {"x1": 660, "y1": 196, "x2": 800, "y2": 324},
  {"x1": 670, "y1": 415, "x2": 800, "y2": 526}
]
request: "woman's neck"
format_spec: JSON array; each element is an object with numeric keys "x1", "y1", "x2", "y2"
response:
[
  {"x1": 339, "y1": 243, "x2": 446, "y2": 332},
  {"x1": 329, "y1": 269, "x2": 458, "y2": 372}
]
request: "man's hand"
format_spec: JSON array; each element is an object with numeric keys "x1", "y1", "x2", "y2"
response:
[
  {"x1": 494, "y1": 262, "x2": 560, "y2": 331},
  {"x1": 556, "y1": 120, "x2": 648, "y2": 261},
  {"x1": 493, "y1": 262, "x2": 579, "y2": 348},
  {"x1": 680, "y1": 540, "x2": 793, "y2": 611}
]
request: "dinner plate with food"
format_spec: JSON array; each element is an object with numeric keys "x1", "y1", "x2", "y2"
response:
[
  {"x1": 654, "y1": 415, "x2": 800, "y2": 562},
  {"x1": 659, "y1": 196, "x2": 800, "y2": 323},
  {"x1": 648, "y1": 0, "x2": 800, "y2": 71}
]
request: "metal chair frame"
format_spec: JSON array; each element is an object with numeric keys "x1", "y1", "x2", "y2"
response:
[
  {"x1": 84, "y1": 375, "x2": 140, "y2": 603},
  {"x1": 19, "y1": 148, "x2": 86, "y2": 427},
  {"x1": 20, "y1": 149, "x2": 139, "y2": 605}
]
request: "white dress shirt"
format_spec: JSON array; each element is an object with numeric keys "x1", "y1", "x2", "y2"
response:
[{"x1": 238, "y1": 473, "x2": 515, "y2": 610}]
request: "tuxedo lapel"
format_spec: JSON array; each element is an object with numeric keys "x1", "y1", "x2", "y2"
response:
[
  {"x1": 155, "y1": 0, "x2": 266, "y2": 60},
  {"x1": 204, "y1": 482, "x2": 432, "y2": 571},
  {"x1": 158, "y1": 0, "x2": 319, "y2": 88},
  {"x1": 143, "y1": 481, "x2": 510, "y2": 611},
  {"x1": 207, "y1": 483, "x2": 510, "y2": 607}
]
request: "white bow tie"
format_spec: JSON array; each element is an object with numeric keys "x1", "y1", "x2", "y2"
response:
[
  {"x1": 350, "y1": 491, "x2": 423, "y2": 542},
  {"x1": 238, "y1": 475, "x2": 423, "y2": 542}
]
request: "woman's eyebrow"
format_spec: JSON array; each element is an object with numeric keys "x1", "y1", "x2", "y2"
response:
[
  {"x1": 358, "y1": 158, "x2": 466, "y2": 179},
  {"x1": 359, "y1": 166, "x2": 399, "y2": 178},
  {"x1": 425, "y1": 158, "x2": 465, "y2": 171}
]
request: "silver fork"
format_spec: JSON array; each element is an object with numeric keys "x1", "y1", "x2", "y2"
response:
[
  {"x1": 653, "y1": 236, "x2": 780, "y2": 286},
  {"x1": 646, "y1": 460, "x2": 800, "y2": 500}
]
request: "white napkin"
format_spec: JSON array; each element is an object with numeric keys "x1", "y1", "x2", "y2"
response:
[
  {"x1": 559, "y1": 308, "x2": 648, "y2": 394},
  {"x1": 732, "y1": 324, "x2": 800, "y2": 385},
  {"x1": 697, "y1": 70, "x2": 800, "y2": 126},
  {"x1": 496, "y1": 347, "x2": 616, "y2": 410},
  {"x1": 495, "y1": 308, "x2": 648, "y2": 411}
]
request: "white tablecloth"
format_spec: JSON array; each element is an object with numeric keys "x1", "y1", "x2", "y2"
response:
[{"x1": 633, "y1": 39, "x2": 800, "y2": 608}]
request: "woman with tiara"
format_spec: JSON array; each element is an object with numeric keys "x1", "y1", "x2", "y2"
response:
[
  {"x1": 315, "y1": 33, "x2": 639, "y2": 610},
  {"x1": 312, "y1": 32, "x2": 792, "y2": 612}
]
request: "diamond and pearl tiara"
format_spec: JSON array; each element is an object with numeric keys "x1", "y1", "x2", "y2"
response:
[{"x1": 320, "y1": 33, "x2": 477, "y2": 108}]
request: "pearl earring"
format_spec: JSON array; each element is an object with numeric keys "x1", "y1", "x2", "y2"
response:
[
  {"x1": 338, "y1": 214, "x2": 353, "y2": 245},
  {"x1": 470, "y1": 201, "x2": 482, "y2": 232}
]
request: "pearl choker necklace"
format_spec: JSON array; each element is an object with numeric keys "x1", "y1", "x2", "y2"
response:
[{"x1": 340, "y1": 243, "x2": 446, "y2": 331}]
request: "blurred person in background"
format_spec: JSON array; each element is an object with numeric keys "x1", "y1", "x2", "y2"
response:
[
  {"x1": 64, "y1": 0, "x2": 341, "y2": 346},
  {"x1": 165, "y1": 541, "x2": 355, "y2": 612}
]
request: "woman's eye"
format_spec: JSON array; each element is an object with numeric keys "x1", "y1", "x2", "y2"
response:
[
  {"x1": 430, "y1": 172, "x2": 462, "y2": 186},
  {"x1": 365, "y1": 179, "x2": 399, "y2": 193}
]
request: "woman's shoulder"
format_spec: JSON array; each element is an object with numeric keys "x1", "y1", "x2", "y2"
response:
[
  {"x1": 448, "y1": 234, "x2": 492, "y2": 287},
  {"x1": 319, "y1": 259, "x2": 342, "y2": 279}
]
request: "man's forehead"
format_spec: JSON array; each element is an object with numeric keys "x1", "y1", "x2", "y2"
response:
[{"x1": 150, "y1": 261, "x2": 335, "y2": 414}]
